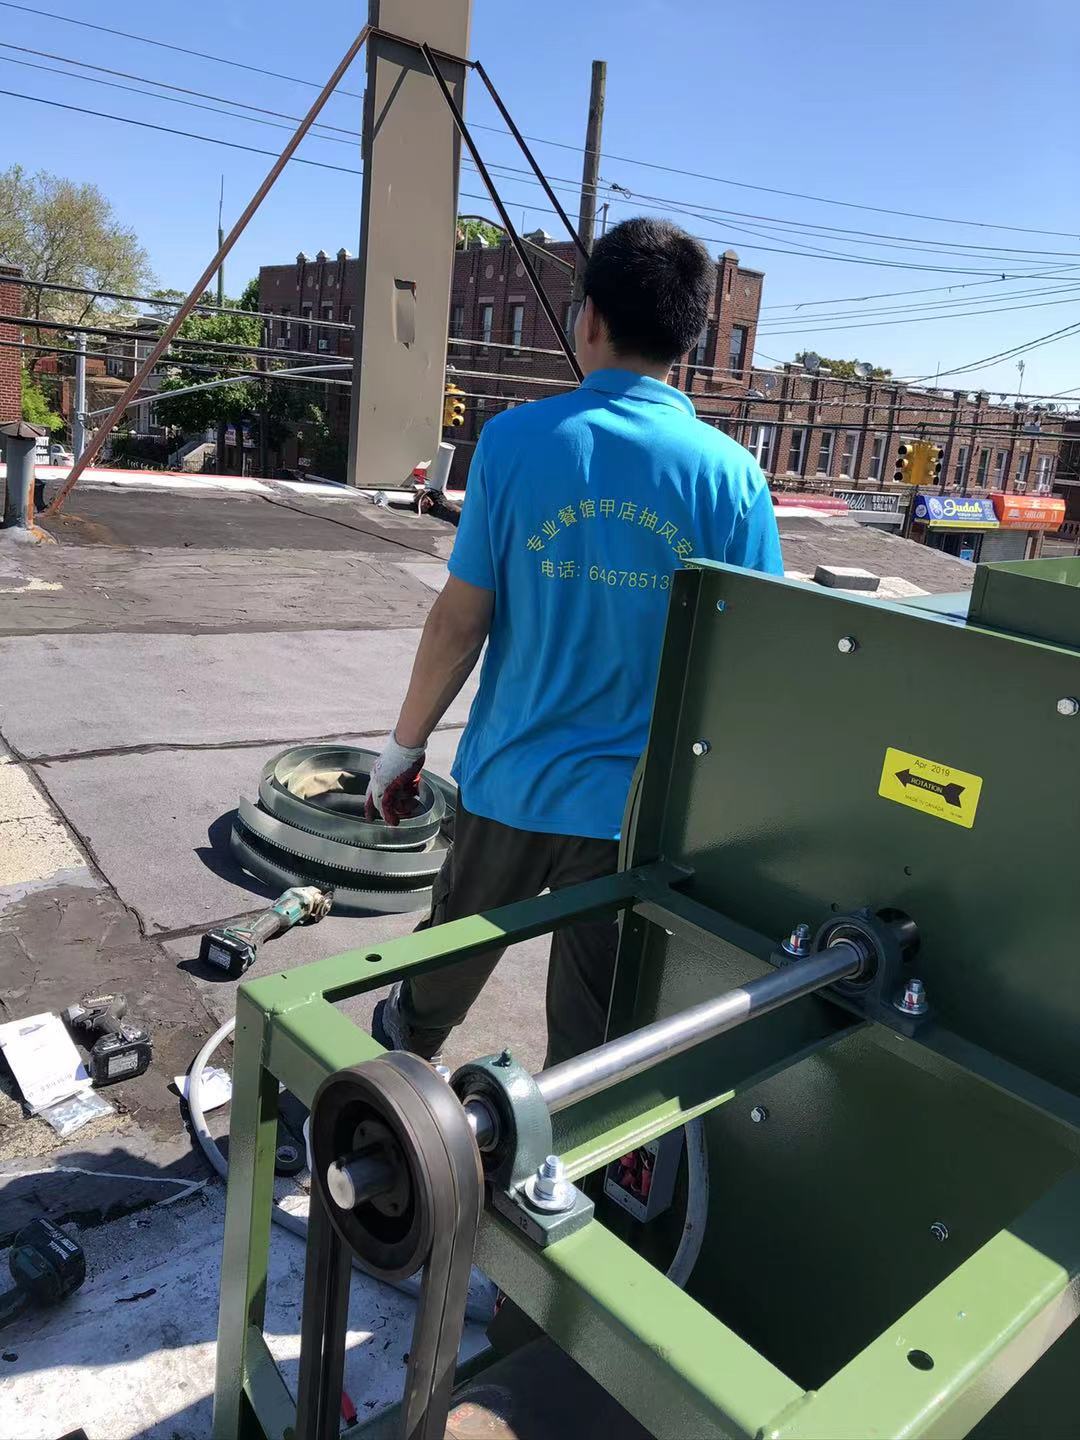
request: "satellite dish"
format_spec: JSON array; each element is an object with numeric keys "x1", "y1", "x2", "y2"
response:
[
  {"x1": 762, "y1": 375, "x2": 777, "y2": 394},
  {"x1": 801, "y1": 351, "x2": 821, "y2": 373},
  {"x1": 1046, "y1": 403, "x2": 1058, "y2": 412},
  {"x1": 853, "y1": 360, "x2": 873, "y2": 380}
]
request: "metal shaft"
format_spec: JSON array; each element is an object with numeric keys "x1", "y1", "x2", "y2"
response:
[{"x1": 534, "y1": 942, "x2": 863, "y2": 1114}]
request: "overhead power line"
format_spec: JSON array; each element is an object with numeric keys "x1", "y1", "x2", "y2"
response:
[
  {"x1": 4, "y1": 273, "x2": 358, "y2": 332},
  {"x1": 0, "y1": 1, "x2": 364, "y2": 97},
  {"x1": 904, "y1": 318, "x2": 1080, "y2": 385},
  {"x1": 0, "y1": 88, "x2": 365, "y2": 176},
  {"x1": 10, "y1": 40, "x2": 1080, "y2": 269},
  {"x1": 4, "y1": 0, "x2": 1079, "y2": 243},
  {"x1": 757, "y1": 291, "x2": 1080, "y2": 338},
  {"x1": 2, "y1": 87, "x2": 1074, "y2": 284},
  {"x1": 0, "y1": 41, "x2": 360, "y2": 138}
]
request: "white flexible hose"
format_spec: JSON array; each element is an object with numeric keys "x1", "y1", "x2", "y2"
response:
[
  {"x1": 666, "y1": 1118, "x2": 708, "y2": 1289},
  {"x1": 185, "y1": 1016, "x2": 496, "y2": 1324}
]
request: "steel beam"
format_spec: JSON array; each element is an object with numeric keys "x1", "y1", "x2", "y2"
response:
[
  {"x1": 473, "y1": 1210, "x2": 803, "y2": 1440},
  {"x1": 347, "y1": 0, "x2": 471, "y2": 489}
]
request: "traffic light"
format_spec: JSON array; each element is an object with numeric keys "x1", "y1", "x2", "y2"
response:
[
  {"x1": 926, "y1": 443, "x2": 944, "y2": 487},
  {"x1": 894, "y1": 441, "x2": 918, "y2": 485},
  {"x1": 442, "y1": 383, "x2": 465, "y2": 429}
]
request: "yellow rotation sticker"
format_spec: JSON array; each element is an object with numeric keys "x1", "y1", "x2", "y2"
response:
[{"x1": 878, "y1": 747, "x2": 983, "y2": 830}]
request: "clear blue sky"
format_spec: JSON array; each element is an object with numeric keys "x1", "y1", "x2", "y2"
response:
[{"x1": 2, "y1": 0, "x2": 1078, "y2": 396}]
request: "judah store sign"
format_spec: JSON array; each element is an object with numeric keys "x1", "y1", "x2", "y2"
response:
[{"x1": 913, "y1": 493, "x2": 998, "y2": 529}]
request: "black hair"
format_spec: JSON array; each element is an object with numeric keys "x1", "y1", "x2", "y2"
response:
[{"x1": 582, "y1": 217, "x2": 713, "y2": 365}]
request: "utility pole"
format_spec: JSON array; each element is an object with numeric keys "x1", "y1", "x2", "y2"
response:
[
  {"x1": 573, "y1": 59, "x2": 606, "y2": 301},
  {"x1": 216, "y1": 176, "x2": 225, "y2": 305},
  {"x1": 71, "y1": 331, "x2": 87, "y2": 460},
  {"x1": 216, "y1": 175, "x2": 226, "y2": 471}
]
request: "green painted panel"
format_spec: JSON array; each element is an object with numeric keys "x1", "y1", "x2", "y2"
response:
[{"x1": 647, "y1": 564, "x2": 1080, "y2": 1098}]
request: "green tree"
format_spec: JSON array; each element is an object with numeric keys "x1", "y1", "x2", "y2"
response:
[
  {"x1": 20, "y1": 364, "x2": 62, "y2": 433},
  {"x1": 795, "y1": 352, "x2": 891, "y2": 380},
  {"x1": 456, "y1": 216, "x2": 503, "y2": 248},
  {"x1": 155, "y1": 279, "x2": 309, "y2": 471},
  {"x1": 0, "y1": 165, "x2": 153, "y2": 332}
]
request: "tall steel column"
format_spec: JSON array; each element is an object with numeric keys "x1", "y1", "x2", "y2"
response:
[{"x1": 346, "y1": 0, "x2": 472, "y2": 489}]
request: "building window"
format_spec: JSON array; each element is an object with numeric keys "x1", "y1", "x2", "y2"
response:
[
  {"x1": 816, "y1": 431, "x2": 835, "y2": 475},
  {"x1": 993, "y1": 450, "x2": 1007, "y2": 488},
  {"x1": 975, "y1": 448, "x2": 990, "y2": 487},
  {"x1": 449, "y1": 302, "x2": 465, "y2": 353},
  {"x1": 300, "y1": 303, "x2": 312, "y2": 349},
  {"x1": 953, "y1": 445, "x2": 969, "y2": 487},
  {"x1": 840, "y1": 432, "x2": 858, "y2": 477},
  {"x1": 747, "y1": 424, "x2": 774, "y2": 472},
  {"x1": 1014, "y1": 451, "x2": 1029, "y2": 491},
  {"x1": 691, "y1": 328, "x2": 708, "y2": 371},
  {"x1": 279, "y1": 307, "x2": 291, "y2": 341},
  {"x1": 1035, "y1": 454, "x2": 1054, "y2": 492},
  {"x1": 320, "y1": 303, "x2": 333, "y2": 322},
  {"x1": 479, "y1": 302, "x2": 494, "y2": 346},
  {"x1": 508, "y1": 302, "x2": 525, "y2": 352},
  {"x1": 787, "y1": 428, "x2": 807, "y2": 474},
  {"x1": 562, "y1": 301, "x2": 575, "y2": 339},
  {"x1": 343, "y1": 305, "x2": 352, "y2": 325},
  {"x1": 728, "y1": 325, "x2": 747, "y2": 379},
  {"x1": 869, "y1": 434, "x2": 886, "y2": 481}
]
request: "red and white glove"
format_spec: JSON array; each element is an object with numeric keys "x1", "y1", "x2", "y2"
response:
[{"x1": 365, "y1": 734, "x2": 426, "y2": 825}]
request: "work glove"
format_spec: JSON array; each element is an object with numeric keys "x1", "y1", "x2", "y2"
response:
[{"x1": 365, "y1": 733, "x2": 426, "y2": 825}]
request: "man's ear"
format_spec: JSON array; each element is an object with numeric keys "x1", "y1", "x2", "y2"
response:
[{"x1": 583, "y1": 296, "x2": 605, "y2": 347}]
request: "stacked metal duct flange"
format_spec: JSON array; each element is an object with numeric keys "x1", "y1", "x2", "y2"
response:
[{"x1": 230, "y1": 744, "x2": 453, "y2": 915}]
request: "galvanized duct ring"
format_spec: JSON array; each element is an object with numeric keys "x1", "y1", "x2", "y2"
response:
[{"x1": 229, "y1": 744, "x2": 453, "y2": 916}]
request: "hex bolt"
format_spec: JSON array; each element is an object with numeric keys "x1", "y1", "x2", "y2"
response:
[
  {"x1": 691, "y1": 739, "x2": 711, "y2": 757},
  {"x1": 782, "y1": 923, "x2": 811, "y2": 957},
  {"x1": 524, "y1": 1153, "x2": 576, "y2": 1214},
  {"x1": 930, "y1": 1221, "x2": 949, "y2": 1242},
  {"x1": 715, "y1": 599, "x2": 727, "y2": 613},
  {"x1": 1056, "y1": 696, "x2": 1079, "y2": 717},
  {"x1": 750, "y1": 1105, "x2": 769, "y2": 1124},
  {"x1": 837, "y1": 635, "x2": 858, "y2": 655},
  {"x1": 433, "y1": 1063, "x2": 451, "y2": 1082},
  {"x1": 894, "y1": 977, "x2": 929, "y2": 1016}
]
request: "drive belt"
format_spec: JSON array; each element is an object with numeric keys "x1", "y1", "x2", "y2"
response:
[
  {"x1": 299, "y1": 1054, "x2": 482, "y2": 1440},
  {"x1": 229, "y1": 743, "x2": 455, "y2": 917}
]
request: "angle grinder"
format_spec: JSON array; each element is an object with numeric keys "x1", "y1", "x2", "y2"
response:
[{"x1": 0, "y1": 1218, "x2": 85, "y2": 1329}]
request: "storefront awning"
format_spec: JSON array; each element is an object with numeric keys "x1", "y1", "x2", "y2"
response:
[
  {"x1": 913, "y1": 493, "x2": 998, "y2": 530},
  {"x1": 991, "y1": 494, "x2": 1065, "y2": 532}
]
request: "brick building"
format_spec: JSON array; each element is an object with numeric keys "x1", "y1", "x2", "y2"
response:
[
  {"x1": 684, "y1": 363, "x2": 1064, "y2": 561},
  {"x1": 258, "y1": 237, "x2": 763, "y2": 481},
  {"x1": 0, "y1": 264, "x2": 24, "y2": 424}
]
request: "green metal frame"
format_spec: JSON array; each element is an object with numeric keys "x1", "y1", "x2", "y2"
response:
[{"x1": 212, "y1": 862, "x2": 1080, "y2": 1440}]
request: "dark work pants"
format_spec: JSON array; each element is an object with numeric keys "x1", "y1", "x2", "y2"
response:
[{"x1": 399, "y1": 803, "x2": 620, "y2": 1068}]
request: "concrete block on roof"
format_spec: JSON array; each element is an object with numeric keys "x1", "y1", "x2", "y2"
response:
[{"x1": 814, "y1": 565, "x2": 880, "y2": 591}]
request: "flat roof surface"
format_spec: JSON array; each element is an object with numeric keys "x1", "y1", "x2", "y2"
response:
[{"x1": 0, "y1": 475, "x2": 977, "y2": 1436}]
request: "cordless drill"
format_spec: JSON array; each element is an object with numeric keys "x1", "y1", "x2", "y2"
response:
[
  {"x1": 0, "y1": 1218, "x2": 86, "y2": 1329},
  {"x1": 198, "y1": 886, "x2": 333, "y2": 979},
  {"x1": 63, "y1": 993, "x2": 153, "y2": 1086}
]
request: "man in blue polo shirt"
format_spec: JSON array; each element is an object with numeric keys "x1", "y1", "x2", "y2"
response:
[{"x1": 367, "y1": 217, "x2": 782, "y2": 1065}]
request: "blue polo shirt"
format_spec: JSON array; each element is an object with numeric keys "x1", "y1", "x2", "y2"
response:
[{"x1": 448, "y1": 369, "x2": 782, "y2": 840}]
